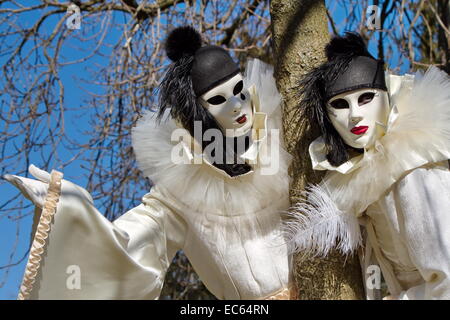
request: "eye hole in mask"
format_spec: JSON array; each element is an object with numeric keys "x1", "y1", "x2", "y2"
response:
[
  {"x1": 358, "y1": 92, "x2": 375, "y2": 105},
  {"x1": 330, "y1": 98, "x2": 349, "y2": 109},
  {"x1": 233, "y1": 80, "x2": 243, "y2": 95},
  {"x1": 207, "y1": 95, "x2": 226, "y2": 105}
]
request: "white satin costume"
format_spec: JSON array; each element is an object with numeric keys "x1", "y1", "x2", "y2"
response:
[
  {"x1": 286, "y1": 67, "x2": 450, "y2": 300},
  {"x1": 16, "y1": 60, "x2": 293, "y2": 300}
]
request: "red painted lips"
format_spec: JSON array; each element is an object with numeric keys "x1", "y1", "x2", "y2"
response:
[
  {"x1": 236, "y1": 114, "x2": 247, "y2": 124},
  {"x1": 351, "y1": 126, "x2": 368, "y2": 135}
]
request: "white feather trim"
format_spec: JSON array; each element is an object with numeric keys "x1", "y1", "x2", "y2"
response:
[{"x1": 284, "y1": 185, "x2": 361, "y2": 257}]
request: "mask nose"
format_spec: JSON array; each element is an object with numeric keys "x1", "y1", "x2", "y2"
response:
[
  {"x1": 229, "y1": 96, "x2": 242, "y2": 114},
  {"x1": 349, "y1": 101, "x2": 363, "y2": 124}
]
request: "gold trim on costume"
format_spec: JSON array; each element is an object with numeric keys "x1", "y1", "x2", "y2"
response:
[
  {"x1": 18, "y1": 170, "x2": 63, "y2": 300},
  {"x1": 263, "y1": 287, "x2": 297, "y2": 300}
]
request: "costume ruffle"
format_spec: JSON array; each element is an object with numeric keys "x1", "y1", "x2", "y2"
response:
[{"x1": 18, "y1": 170, "x2": 63, "y2": 300}]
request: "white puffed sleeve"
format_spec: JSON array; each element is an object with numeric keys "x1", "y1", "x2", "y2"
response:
[
  {"x1": 21, "y1": 177, "x2": 186, "y2": 300},
  {"x1": 394, "y1": 166, "x2": 450, "y2": 300}
]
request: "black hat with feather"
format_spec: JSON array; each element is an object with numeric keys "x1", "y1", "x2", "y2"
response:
[
  {"x1": 298, "y1": 32, "x2": 387, "y2": 167},
  {"x1": 157, "y1": 26, "x2": 250, "y2": 177}
]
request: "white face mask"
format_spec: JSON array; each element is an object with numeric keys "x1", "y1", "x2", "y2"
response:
[
  {"x1": 199, "y1": 73, "x2": 253, "y2": 137},
  {"x1": 326, "y1": 88, "x2": 389, "y2": 150}
]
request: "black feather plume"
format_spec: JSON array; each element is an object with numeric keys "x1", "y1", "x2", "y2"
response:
[
  {"x1": 165, "y1": 26, "x2": 202, "y2": 62},
  {"x1": 325, "y1": 32, "x2": 372, "y2": 61}
]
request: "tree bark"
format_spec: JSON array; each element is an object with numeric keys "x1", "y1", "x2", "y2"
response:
[
  {"x1": 270, "y1": 0, "x2": 365, "y2": 300},
  {"x1": 437, "y1": 0, "x2": 450, "y2": 73}
]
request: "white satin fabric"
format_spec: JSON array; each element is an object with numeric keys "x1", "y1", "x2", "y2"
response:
[
  {"x1": 362, "y1": 163, "x2": 450, "y2": 300},
  {"x1": 27, "y1": 181, "x2": 290, "y2": 300}
]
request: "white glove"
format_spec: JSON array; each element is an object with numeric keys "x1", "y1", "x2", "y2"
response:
[{"x1": 4, "y1": 164, "x2": 53, "y2": 208}]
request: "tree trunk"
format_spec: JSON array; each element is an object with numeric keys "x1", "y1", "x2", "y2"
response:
[
  {"x1": 270, "y1": 0, "x2": 365, "y2": 300},
  {"x1": 437, "y1": 0, "x2": 450, "y2": 73}
]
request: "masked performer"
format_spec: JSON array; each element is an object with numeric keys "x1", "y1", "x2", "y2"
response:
[
  {"x1": 286, "y1": 32, "x2": 450, "y2": 300},
  {"x1": 5, "y1": 26, "x2": 293, "y2": 300}
]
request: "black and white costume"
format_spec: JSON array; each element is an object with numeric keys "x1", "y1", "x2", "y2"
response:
[{"x1": 286, "y1": 33, "x2": 450, "y2": 300}]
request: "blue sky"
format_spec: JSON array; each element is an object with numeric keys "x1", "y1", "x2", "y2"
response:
[
  {"x1": 0, "y1": 2, "x2": 127, "y2": 298},
  {"x1": 0, "y1": 1, "x2": 415, "y2": 299}
]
